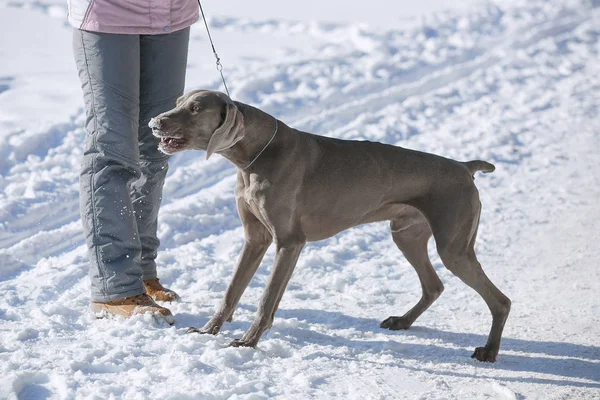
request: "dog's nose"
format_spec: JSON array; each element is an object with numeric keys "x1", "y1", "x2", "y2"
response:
[{"x1": 148, "y1": 117, "x2": 163, "y2": 130}]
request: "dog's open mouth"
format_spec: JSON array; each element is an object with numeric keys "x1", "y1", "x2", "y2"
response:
[{"x1": 157, "y1": 135, "x2": 187, "y2": 153}]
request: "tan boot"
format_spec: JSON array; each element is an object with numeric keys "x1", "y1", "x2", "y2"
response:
[
  {"x1": 90, "y1": 293, "x2": 174, "y2": 325},
  {"x1": 144, "y1": 278, "x2": 180, "y2": 302}
]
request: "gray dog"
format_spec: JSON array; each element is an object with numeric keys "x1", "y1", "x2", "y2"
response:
[{"x1": 149, "y1": 90, "x2": 510, "y2": 362}]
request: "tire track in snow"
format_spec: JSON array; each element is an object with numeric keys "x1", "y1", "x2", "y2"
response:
[
  {"x1": 293, "y1": 13, "x2": 587, "y2": 135},
  {"x1": 0, "y1": 112, "x2": 84, "y2": 261}
]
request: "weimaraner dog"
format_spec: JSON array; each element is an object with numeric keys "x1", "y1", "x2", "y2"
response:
[{"x1": 149, "y1": 90, "x2": 511, "y2": 362}]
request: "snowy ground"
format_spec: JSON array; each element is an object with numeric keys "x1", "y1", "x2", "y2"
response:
[{"x1": 1, "y1": 0, "x2": 599, "y2": 398}]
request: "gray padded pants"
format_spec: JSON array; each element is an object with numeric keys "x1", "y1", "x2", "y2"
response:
[{"x1": 72, "y1": 28, "x2": 190, "y2": 302}]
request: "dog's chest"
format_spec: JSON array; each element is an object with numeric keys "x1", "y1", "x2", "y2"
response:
[{"x1": 236, "y1": 177, "x2": 271, "y2": 215}]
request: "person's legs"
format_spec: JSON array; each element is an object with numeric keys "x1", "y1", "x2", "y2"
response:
[
  {"x1": 133, "y1": 28, "x2": 191, "y2": 280},
  {"x1": 73, "y1": 29, "x2": 145, "y2": 302}
]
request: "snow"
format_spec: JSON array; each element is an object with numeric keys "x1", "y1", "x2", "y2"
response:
[{"x1": 1, "y1": 0, "x2": 599, "y2": 398}]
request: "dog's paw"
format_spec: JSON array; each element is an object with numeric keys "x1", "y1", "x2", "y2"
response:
[
  {"x1": 471, "y1": 346, "x2": 497, "y2": 362},
  {"x1": 186, "y1": 325, "x2": 219, "y2": 335},
  {"x1": 229, "y1": 338, "x2": 257, "y2": 348},
  {"x1": 380, "y1": 316, "x2": 412, "y2": 330}
]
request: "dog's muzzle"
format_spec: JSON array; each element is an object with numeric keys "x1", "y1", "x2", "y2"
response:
[{"x1": 149, "y1": 118, "x2": 188, "y2": 153}]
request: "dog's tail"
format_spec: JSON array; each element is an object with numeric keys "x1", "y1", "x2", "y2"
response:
[{"x1": 463, "y1": 160, "x2": 495, "y2": 176}]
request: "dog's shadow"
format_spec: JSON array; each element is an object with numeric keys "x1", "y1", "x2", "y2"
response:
[
  {"x1": 179, "y1": 307, "x2": 600, "y2": 388},
  {"x1": 276, "y1": 308, "x2": 600, "y2": 387}
]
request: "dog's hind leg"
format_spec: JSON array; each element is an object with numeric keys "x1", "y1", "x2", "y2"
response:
[
  {"x1": 381, "y1": 207, "x2": 444, "y2": 331},
  {"x1": 430, "y1": 192, "x2": 511, "y2": 362}
]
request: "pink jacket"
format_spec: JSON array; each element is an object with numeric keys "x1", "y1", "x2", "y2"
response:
[{"x1": 68, "y1": 0, "x2": 199, "y2": 35}]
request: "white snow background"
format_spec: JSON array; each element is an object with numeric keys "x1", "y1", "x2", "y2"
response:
[{"x1": 1, "y1": 0, "x2": 599, "y2": 398}]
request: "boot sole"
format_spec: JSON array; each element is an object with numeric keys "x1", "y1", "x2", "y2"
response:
[{"x1": 89, "y1": 303, "x2": 175, "y2": 325}]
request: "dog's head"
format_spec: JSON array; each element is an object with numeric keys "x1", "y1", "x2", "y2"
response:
[{"x1": 149, "y1": 90, "x2": 245, "y2": 158}]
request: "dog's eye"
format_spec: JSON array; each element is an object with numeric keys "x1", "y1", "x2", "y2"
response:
[{"x1": 191, "y1": 103, "x2": 201, "y2": 113}]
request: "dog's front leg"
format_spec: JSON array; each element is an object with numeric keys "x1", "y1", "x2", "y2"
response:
[
  {"x1": 188, "y1": 239, "x2": 270, "y2": 335},
  {"x1": 188, "y1": 213, "x2": 272, "y2": 335},
  {"x1": 188, "y1": 240, "x2": 270, "y2": 335},
  {"x1": 230, "y1": 240, "x2": 305, "y2": 347}
]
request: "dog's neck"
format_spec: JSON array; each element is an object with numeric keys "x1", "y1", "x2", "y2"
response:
[{"x1": 221, "y1": 102, "x2": 280, "y2": 170}]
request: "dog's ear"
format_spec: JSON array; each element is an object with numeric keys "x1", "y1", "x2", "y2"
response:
[{"x1": 206, "y1": 103, "x2": 245, "y2": 160}]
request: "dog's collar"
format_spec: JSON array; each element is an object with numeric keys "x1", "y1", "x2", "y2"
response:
[{"x1": 242, "y1": 117, "x2": 278, "y2": 170}]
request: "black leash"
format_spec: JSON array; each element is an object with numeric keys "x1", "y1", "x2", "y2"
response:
[{"x1": 197, "y1": 0, "x2": 230, "y2": 97}]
